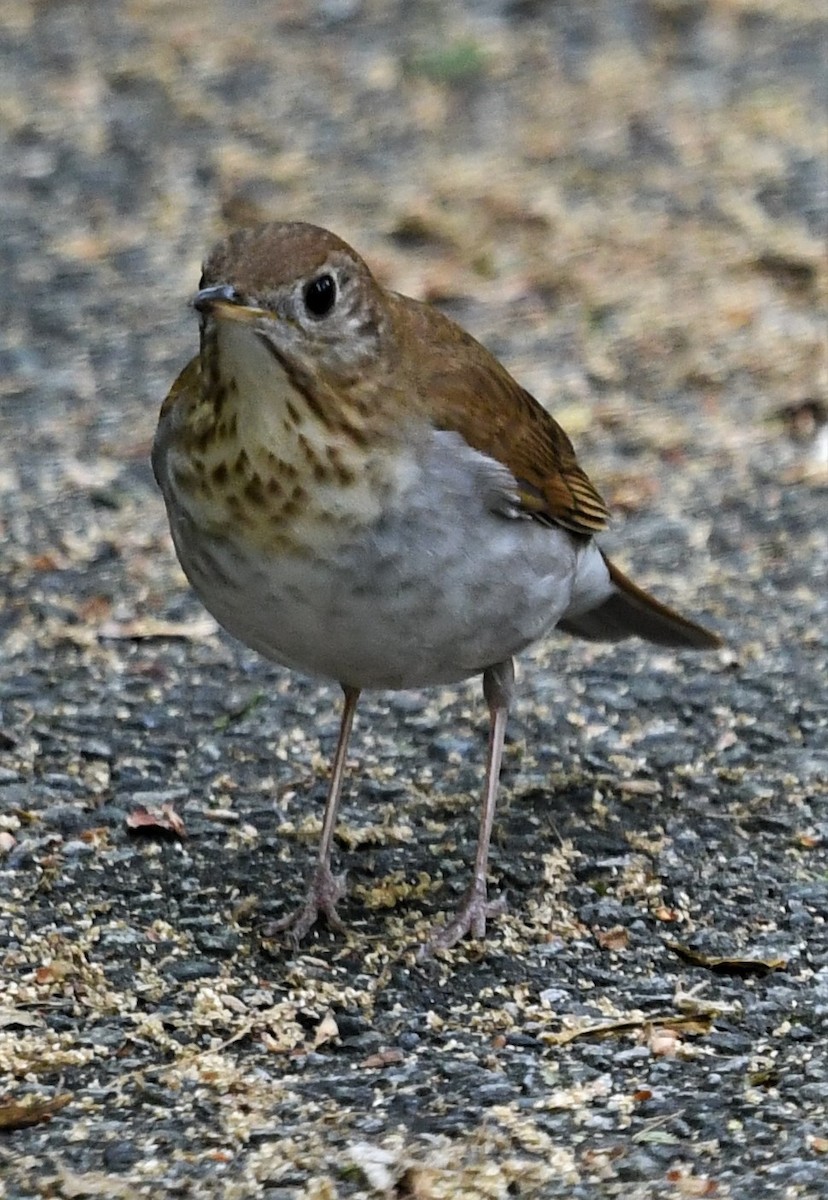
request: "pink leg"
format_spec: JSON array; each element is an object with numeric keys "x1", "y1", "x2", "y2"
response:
[
  {"x1": 263, "y1": 685, "x2": 359, "y2": 942},
  {"x1": 419, "y1": 659, "x2": 514, "y2": 957}
]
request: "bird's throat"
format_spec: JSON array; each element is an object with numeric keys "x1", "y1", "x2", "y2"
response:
[{"x1": 177, "y1": 320, "x2": 417, "y2": 550}]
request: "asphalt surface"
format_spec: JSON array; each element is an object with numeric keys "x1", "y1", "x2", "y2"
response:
[{"x1": 1, "y1": 2, "x2": 826, "y2": 1197}]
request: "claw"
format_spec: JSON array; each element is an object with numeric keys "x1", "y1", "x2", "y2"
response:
[
  {"x1": 417, "y1": 881, "x2": 507, "y2": 959},
  {"x1": 262, "y1": 863, "x2": 348, "y2": 942}
]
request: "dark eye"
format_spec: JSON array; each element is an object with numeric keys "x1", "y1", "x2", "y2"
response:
[{"x1": 303, "y1": 273, "x2": 337, "y2": 318}]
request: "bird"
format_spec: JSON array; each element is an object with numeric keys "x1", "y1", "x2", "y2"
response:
[{"x1": 152, "y1": 220, "x2": 721, "y2": 954}]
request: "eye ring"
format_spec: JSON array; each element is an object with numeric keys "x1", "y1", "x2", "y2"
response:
[{"x1": 303, "y1": 273, "x2": 337, "y2": 318}]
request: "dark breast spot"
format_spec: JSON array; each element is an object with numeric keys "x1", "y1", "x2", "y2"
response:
[
  {"x1": 297, "y1": 432, "x2": 322, "y2": 467},
  {"x1": 244, "y1": 474, "x2": 266, "y2": 505},
  {"x1": 325, "y1": 444, "x2": 355, "y2": 486}
]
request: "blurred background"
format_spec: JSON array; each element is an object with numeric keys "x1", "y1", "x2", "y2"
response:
[
  {"x1": 2, "y1": 0, "x2": 824, "y2": 478},
  {"x1": 0, "y1": 2, "x2": 826, "y2": 1192}
]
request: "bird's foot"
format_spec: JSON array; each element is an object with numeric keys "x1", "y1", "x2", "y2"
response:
[
  {"x1": 417, "y1": 879, "x2": 507, "y2": 960},
  {"x1": 262, "y1": 863, "x2": 348, "y2": 943}
]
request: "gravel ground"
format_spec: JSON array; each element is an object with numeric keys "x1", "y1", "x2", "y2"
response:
[{"x1": 1, "y1": 2, "x2": 826, "y2": 1197}]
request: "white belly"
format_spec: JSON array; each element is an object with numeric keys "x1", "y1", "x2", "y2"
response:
[{"x1": 166, "y1": 430, "x2": 609, "y2": 690}]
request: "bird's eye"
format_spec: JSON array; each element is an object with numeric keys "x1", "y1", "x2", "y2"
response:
[{"x1": 303, "y1": 273, "x2": 337, "y2": 318}]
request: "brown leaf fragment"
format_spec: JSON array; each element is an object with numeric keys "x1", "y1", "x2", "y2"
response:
[
  {"x1": 125, "y1": 804, "x2": 187, "y2": 840},
  {"x1": 77, "y1": 595, "x2": 113, "y2": 623},
  {"x1": 359, "y1": 1048, "x2": 405, "y2": 1069},
  {"x1": 795, "y1": 830, "x2": 822, "y2": 850},
  {"x1": 79, "y1": 826, "x2": 110, "y2": 847},
  {"x1": 36, "y1": 960, "x2": 73, "y2": 985},
  {"x1": 30, "y1": 552, "x2": 66, "y2": 572},
  {"x1": 666, "y1": 1167, "x2": 719, "y2": 1195},
  {"x1": 668, "y1": 943, "x2": 787, "y2": 976},
  {"x1": 595, "y1": 925, "x2": 630, "y2": 951},
  {"x1": 0, "y1": 1092, "x2": 71, "y2": 1130}
]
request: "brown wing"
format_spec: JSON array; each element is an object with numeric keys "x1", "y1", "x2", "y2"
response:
[{"x1": 398, "y1": 296, "x2": 609, "y2": 536}]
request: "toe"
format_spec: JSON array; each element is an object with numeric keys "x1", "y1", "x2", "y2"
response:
[
  {"x1": 262, "y1": 865, "x2": 349, "y2": 940},
  {"x1": 417, "y1": 888, "x2": 507, "y2": 958}
]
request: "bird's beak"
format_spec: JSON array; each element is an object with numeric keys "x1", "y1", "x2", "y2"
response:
[{"x1": 192, "y1": 284, "x2": 268, "y2": 323}]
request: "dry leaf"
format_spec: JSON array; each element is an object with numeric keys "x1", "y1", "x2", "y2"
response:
[
  {"x1": 795, "y1": 831, "x2": 822, "y2": 849},
  {"x1": 0, "y1": 1092, "x2": 71, "y2": 1130},
  {"x1": 79, "y1": 826, "x2": 110, "y2": 847},
  {"x1": 668, "y1": 943, "x2": 787, "y2": 975},
  {"x1": 36, "y1": 960, "x2": 73, "y2": 985},
  {"x1": 666, "y1": 1168, "x2": 718, "y2": 1195},
  {"x1": 125, "y1": 805, "x2": 187, "y2": 840}
]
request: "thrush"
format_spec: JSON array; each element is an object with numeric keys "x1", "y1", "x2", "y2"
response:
[{"x1": 152, "y1": 220, "x2": 721, "y2": 953}]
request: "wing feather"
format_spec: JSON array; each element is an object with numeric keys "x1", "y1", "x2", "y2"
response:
[{"x1": 399, "y1": 297, "x2": 609, "y2": 536}]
